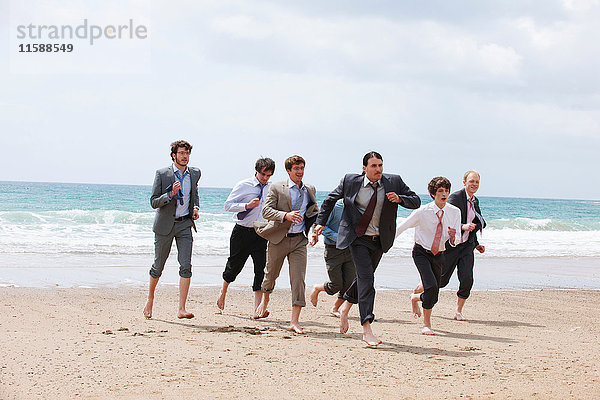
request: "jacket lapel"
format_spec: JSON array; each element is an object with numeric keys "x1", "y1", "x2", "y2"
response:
[
  {"x1": 349, "y1": 174, "x2": 364, "y2": 204},
  {"x1": 283, "y1": 181, "x2": 293, "y2": 211}
]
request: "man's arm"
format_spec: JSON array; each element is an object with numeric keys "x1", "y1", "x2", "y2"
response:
[
  {"x1": 395, "y1": 178, "x2": 421, "y2": 209},
  {"x1": 261, "y1": 184, "x2": 287, "y2": 223},
  {"x1": 314, "y1": 177, "x2": 345, "y2": 235},
  {"x1": 321, "y1": 204, "x2": 341, "y2": 243},
  {"x1": 224, "y1": 180, "x2": 253, "y2": 212},
  {"x1": 448, "y1": 207, "x2": 462, "y2": 247},
  {"x1": 150, "y1": 170, "x2": 172, "y2": 209},
  {"x1": 395, "y1": 208, "x2": 421, "y2": 238},
  {"x1": 192, "y1": 168, "x2": 200, "y2": 219}
]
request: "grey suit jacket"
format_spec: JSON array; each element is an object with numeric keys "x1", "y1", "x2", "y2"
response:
[
  {"x1": 254, "y1": 180, "x2": 319, "y2": 244},
  {"x1": 150, "y1": 165, "x2": 201, "y2": 235},
  {"x1": 316, "y1": 173, "x2": 420, "y2": 253},
  {"x1": 448, "y1": 188, "x2": 485, "y2": 246}
]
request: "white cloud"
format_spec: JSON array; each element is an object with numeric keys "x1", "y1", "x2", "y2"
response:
[
  {"x1": 561, "y1": 0, "x2": 600, "y2": 12},
  {"x1": 478, "y1": 43, "x2": 521, "y2": 76}
]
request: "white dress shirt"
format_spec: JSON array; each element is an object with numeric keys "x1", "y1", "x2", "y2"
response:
[
  {"x1": 288, "y1": 179, "x2": 308, "y2": 234},
  {"x1": 395, "y1": 201, "x2": 462, "y2": 253},
  {"x1": 172, "y1": 164, "x2": 191, "y2": 218},
  {"x1": 354, "y1": 176, "x2": 385, "y2": 236},
  {"x1": 224, "y1": 176, "x2": 271, "y2": 227}
]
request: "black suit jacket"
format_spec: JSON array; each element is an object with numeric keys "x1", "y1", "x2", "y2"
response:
[
  {"x1": 316, "y1": 173, "x2": 421, "y2": 253},
  {"x1": 448, "y1": 188, "x2": 485, "y2": 246}
]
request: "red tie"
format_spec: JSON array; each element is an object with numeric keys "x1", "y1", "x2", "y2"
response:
[
  {"x1": 355, "y1": 182, "x2": 378, "y2": 237},
  {"x1": 430, "y1": 209, "x2": 444, "y2": 255}
]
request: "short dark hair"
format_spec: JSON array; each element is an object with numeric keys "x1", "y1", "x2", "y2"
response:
[
  {"x1": 362, "y1": 151, "x2": 383, "y2": 166},
  {"x1": 255, "y1": 157, "x2": 275, "y2": 174},
  {"x1": 428, "y1": 176, "x2": 451, "y2": 199},
  {"x1": 170, "y1": 140, "x2": 192, "y2": 161},
  {"x1": 284, "y1": 155, "x2": 305, "y2": 170}
]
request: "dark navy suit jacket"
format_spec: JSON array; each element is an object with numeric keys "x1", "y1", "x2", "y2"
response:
[{"x1": 316, "y1": 173, "x2": 421, "y2": 253}]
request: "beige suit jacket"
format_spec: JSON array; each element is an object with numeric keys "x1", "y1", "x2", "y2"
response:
[{"x1": 254, "y1": 180, "x2": 319, "y2": 244}]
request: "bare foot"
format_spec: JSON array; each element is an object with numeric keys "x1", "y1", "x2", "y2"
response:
[
  {"x1": 421, "y1": 326, "x2": 435, "y2": 335},
  {"x1": 289, "y1": 324, "x2": 305, "y2": 334},
  {"x1": 216, "y1": 290, "x2": 226, "y2": 311},
  {"x1": 339, "y1": 309, "x2": 350, "y2": 334},
  {"x1": 410, "y1": 293, "x2": 422, "y2": 318},
  {"x1": 362, "y1": 332, "x2": 382, "y2": 347},
  {"x1": 143, "y1": 300, "x2": 153, "y2": 319},
  {"x1": 454, "y1": 312, "x2": 467, "y2": 321},
  {"x1": 330, "y1": 310, "x2": 341, "y2": 318},
  {"x1": 253, "y1": 309, "x2": 270, "y2": 319},
  {"x1": 309, "y1": 285, "x2": 320, "y2": 307},
  {"x1": 177, "y1": 311, "x2": 194, "y2": 319}
]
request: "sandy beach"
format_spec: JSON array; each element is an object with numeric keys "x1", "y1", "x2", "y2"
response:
[{"x1": 1, "y1": 287, "x2": 598, "y2": 399}]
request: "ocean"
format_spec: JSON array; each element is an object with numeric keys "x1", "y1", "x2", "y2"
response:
[{"x1": 1, "y1": 181, "x2": 599, "y2": 289}]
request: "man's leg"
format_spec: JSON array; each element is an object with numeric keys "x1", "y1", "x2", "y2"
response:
[
  {"x1": 218, "y1": 225, "x2": 252, "y2": 310},
  {"x1": 347, "y1": 238, "x2": 383, "y2": 345},
  {"x1": 255, "y1": 240, "x2": 286, "y2": 319},
  {"x1": 144, "y1": 230, "x2": 174, "y2": 318},
  {"x1": 175, "y1": 221, "x2": 194, "y2": 319},
  {"x1": 411, "y1": 245, "x2": 441, "y2": 334},
  {"x1": 249, "y1": 234, "x2": 267, "y2": 311},
  {"x1": 144, "y1": 276, "x2": 159, "y2": 319},
  {"x1": 288, "y1": 236, "x2": 308, "y2": 333},
  {"x1": 334, "y1": 255, "x2": 355, "y2": 316},
  {"x1": 311, "y1": 247, "x2": 344, "y2": 307},
  {"x1": 439, "y1": 243, "x2": 461, "y2": 290},
  {"x1": 179, "y1": 277, "x2": 192, "y2": 318},
  {"x1": 331, "y1": 297, "x2": 345, "y2": 317},
  {"x1": 455, "y1": 247, "x2": 475, "y2": 320}
]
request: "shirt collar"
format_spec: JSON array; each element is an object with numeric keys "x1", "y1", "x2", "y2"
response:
[
  {"x1": 288, "y1": 179, "x2": 304, "y2": 190},
  {"x1": 172, "y1": 164, "x2": 190, "y2": 175},
  {"x1": 362, "y1": 175, "x2": 381, "y2": 187}
]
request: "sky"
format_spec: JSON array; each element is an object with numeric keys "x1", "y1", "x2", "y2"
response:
[{"x1": 0, "y1": 0, "x2": 599, "y2": 199}]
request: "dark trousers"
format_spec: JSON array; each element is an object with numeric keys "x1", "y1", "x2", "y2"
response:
[
  {"x1": 323, "y1": 246, "x2": 356, "y2": 299},
  {"x1": 222, "y1": 224, "x2": 267, "y2": 292},
  {"x1": 413, "y1": 244, "x2": 445, "y2": 310},
  {"x1": 344, "y1": 236, "x2": 384, "y2": 325},
  {"x1": 440, "y1": 241, "x2": 475, "y2": 299}
]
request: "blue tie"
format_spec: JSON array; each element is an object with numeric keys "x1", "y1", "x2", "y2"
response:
[
  {"x1": 237, "y1": 183, "x2": 265, "y2": 220},
  {"x1": 173, "y1": 170, "x2": 189, "y2": 206}
]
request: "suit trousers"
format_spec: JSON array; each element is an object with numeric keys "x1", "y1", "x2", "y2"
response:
[
  {"x1": 323, "y1": 246, "x2": 356, "y2": 299},
  {"x1": 412, "y1": 244, "x2": 445, "y2": 310},
  {"x1": 440, "y1": 241, "x2": 475, "y2": 299},
  {"x1": 344, "y1": 236, "x2": 384, "y2": 325},
  {"x1": 222, "y1": 224, "x2": 267, "y2": 291},
  {"x1": 261, "y1": 235, "x2": 308, "y2": 307},
  {"x1": 150, "y1": 218, "x2": 193, "y2": 279}
]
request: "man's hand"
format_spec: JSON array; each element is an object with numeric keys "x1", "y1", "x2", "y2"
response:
[
  {"x1": 285, "y1": 211, "x2": 303, "y2": 224},
  {"x1": 245, "y1": 197, "x2": 260, "y2": 210},
  {"x1": 386, "y1": 192, "x2": 402, "y2": 204},
  {"x1": 313, "y1": 225, "x2": 324, "y2": 236},
  {"x1": 309, "y1": 232, "x2": 319, "y2": 246},
  {"x1": 476, "y1": 245, "x2": 485, "y2": 253},
  {"x1": 170, "y1": 181, "x2": 181, "y2": 197},
  {"x1": 462, "y1": 223, "x2": 476, "y2": 232},
  {"x1": 448, "y1": 227, "x2": 457, "y2": 245},
  {"x1": 192, "y1": 209, "x2": 199, "y2": 220}
]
